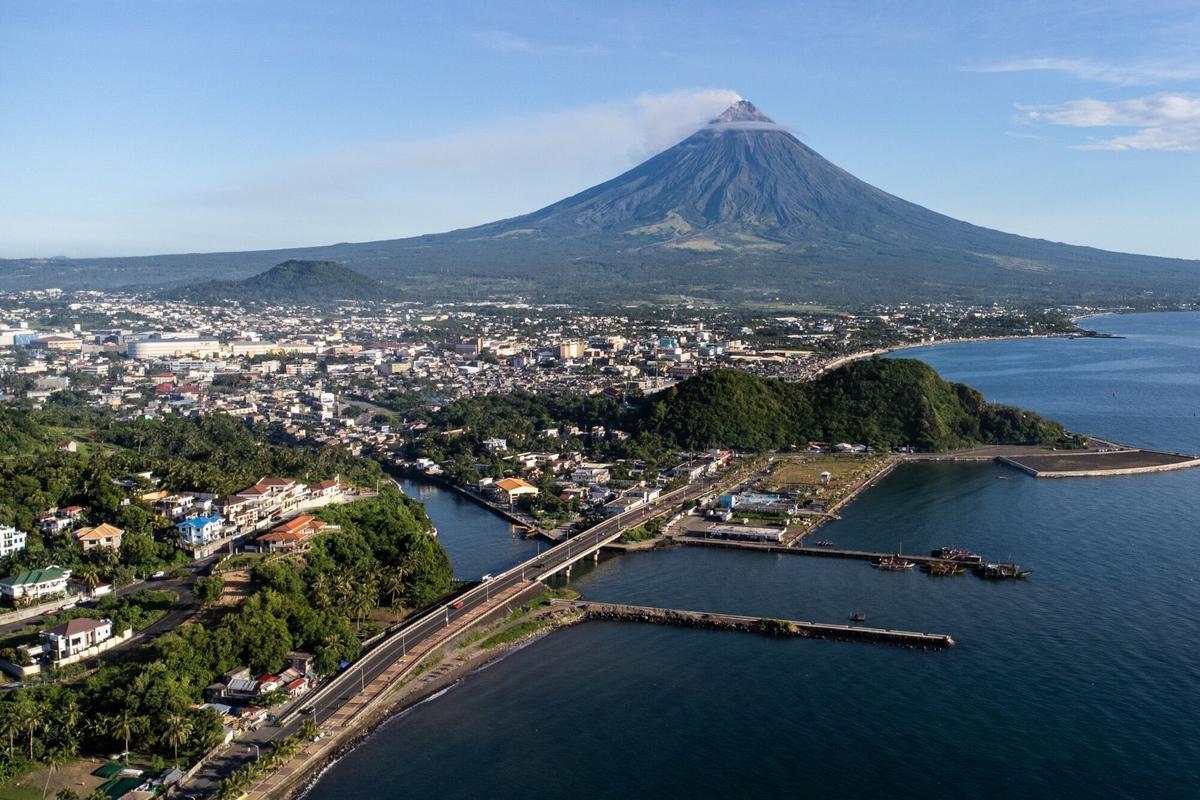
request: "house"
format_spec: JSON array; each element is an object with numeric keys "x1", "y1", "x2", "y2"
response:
[
  {"x1": 257, "y1": 515, "x2": 328, "y2": 553},
  {"x1": 74, "y1": 523, "x2": 125, "y2": 551},
  {"x1": 237, "y1": 477, "x2": 309, "y2": 519},
  {"x1": 214, "y1": 495, "x2": 258, "y2": 531},
  {"x1": 37, "y1": 505, "x2": 84, "y2": 534},
  {"x1": 0, "y1": 525, "x2": 28, "y2": 558},
  {"x1": 176, "y1": 515, "x2": 226, "y2": 547},
  {"x1": 491, "y1": 477, "x2": 539, "y2": 504},
  {"x1": 41, "y1": 617, "x2": 113, "y2": 660},
  {"x1": 0, "y1": 566, "x2": 72, "y2": 604},
  {"x1": 483, "y1": 437, "x2": 508, "y2": 452},
  {"x1": 307, "y1": 478, "x2": 343, "y2": 499}
]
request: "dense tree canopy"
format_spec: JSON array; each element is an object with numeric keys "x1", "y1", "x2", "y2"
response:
[{"x1": 640, "y1": 360, "x2": 1077, "y2": 451}]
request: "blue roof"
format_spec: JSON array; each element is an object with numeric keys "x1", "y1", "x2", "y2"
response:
[{"x1": 176, "y1": 515, "x2": 223, "y2": 529}]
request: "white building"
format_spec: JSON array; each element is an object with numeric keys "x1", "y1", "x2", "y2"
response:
[
  {"x1": 0, "y1": 526, "x2": 27, "y2": 558},
  {"x1": 127, "y1": 337, "x2": 221, "y2": 360}
]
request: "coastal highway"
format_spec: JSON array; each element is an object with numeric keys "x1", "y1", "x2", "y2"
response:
[{"x1": 180, "y1": 462, "x2": 753, "y2": 795}]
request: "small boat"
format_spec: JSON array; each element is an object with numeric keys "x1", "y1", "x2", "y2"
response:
[
  {"x1": 849, "y1": 613, "x2": 866, "y2": 622},
  {"x1": 873, "y1": 555, "x2": 915, "y2": 571},
  {"x1": 921, "y1": 560, "x2": 965, "y2": 576},
  {"x1": 974, "y1": 562, "x2": 1031, "y2": 580},
  {"x1": 931, "y1": 546, "x2": 982, "y2": 564}
]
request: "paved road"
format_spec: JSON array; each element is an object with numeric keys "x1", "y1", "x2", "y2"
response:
[{"x1": 180, "y1": 463, "x2": 755, "y2": 795}]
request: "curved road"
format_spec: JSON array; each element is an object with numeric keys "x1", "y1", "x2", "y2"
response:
[{"x1": 181, "y1": 464, "x2": 751, "y2": 795}]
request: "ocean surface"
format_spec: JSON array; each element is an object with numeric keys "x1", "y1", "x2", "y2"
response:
[{"x1": 312, "y1": 312, "x2": 1200, "y2": 800}]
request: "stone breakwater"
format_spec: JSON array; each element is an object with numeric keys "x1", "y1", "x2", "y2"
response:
[{"x1": 574, "y1": 602, "x2": 954, "y2": 650}]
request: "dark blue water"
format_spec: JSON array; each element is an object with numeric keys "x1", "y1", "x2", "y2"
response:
[
  {"x1": 396, "y1": 478, "x2": 540, "y2": 580},
  {"x1": 314, "y1": 314, "x2": 1200, "y2": 800}
]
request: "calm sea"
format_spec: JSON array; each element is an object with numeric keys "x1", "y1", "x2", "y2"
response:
[{"x1": 312, "y1": 312, "x2": 1200, "y2": 800}]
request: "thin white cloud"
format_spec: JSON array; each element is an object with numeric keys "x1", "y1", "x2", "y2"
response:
[
  {"x1": 970, "y1": 58, "x2": 1200, "y2": 87},
  {"x1": 1018, "y1": 93, "x2": 1200, "y2": 151},
  {"x1": 185, "y1": 88, "x2": 743, "y2": 235},
  {"x1": 474, "y1": 30, "x2": 605, "y2": 56}
]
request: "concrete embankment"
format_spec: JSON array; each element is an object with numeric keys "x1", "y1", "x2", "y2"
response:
[
  {"x1": 997, "y1": 451, "x2": 1200, "y2": 478},
  {"x1": 574, "y1": 601, "x2": 954, "y2": 649},
  {"x1": 391, "y1": 469, "x2": 537, "y2": 531}
]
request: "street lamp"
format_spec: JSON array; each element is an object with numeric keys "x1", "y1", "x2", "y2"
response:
[{"x1": 248, "y1": 743, "x2": 260, "y2": 762}]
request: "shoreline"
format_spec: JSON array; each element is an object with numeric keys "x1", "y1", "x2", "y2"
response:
[{"x1": 815, "y1": 332, "x2": 1070, "y2": 375}]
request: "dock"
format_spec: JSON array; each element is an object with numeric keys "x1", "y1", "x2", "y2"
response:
[
  {"x1": 674, "y1": 535, "x2": 1025, "y2": 574},
  {"x1": 572, "y1": 601, "x2": 954, "y2": 649}
]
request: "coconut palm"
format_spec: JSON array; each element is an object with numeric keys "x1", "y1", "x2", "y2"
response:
[
  {"x1": 42, "y1": 745, "x2": 74, "y2": 800},
  {"x1": 0, "y1": 702, "x2": 18, "y2": 759},
  {"x1": 378, "y1": 566, "x2": 406, "y2": 608},
  {"x1": 12, "y1": 693, "x2": 40, "y2": 759},
  {"x1": 298, "y1": 718, "x2": 318, "y2": 741},
  {"x1": 75, "y1": 565, "x2": 101, "y2": 597},
  {"x1": 107, "y1": 707, "x2": 142, "y2": 763},
  {"x1": 162, "y1": 710, "x2": 193, "y2": 766}
]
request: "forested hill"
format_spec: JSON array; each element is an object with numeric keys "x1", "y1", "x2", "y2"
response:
[
  {"x1": 164, "y1": 259, "x2": 389, "y2": 305},
  {"x1": 638, "y1": 359, "x2": 1075, "y2": 452}
]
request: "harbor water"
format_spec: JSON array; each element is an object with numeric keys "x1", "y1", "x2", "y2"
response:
[{"x1": 310, "y1": 312, "x2": 1200, "y2": 800}]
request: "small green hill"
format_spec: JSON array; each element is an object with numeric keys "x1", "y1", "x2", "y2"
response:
[
  {"x1": 640, "y1": 359, "x2": 1075, "y2": 452},
  {"x1": 167, "y1": 260, "x2": 388, "y2": 304}
]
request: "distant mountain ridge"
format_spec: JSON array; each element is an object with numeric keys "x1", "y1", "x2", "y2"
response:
[
  {"x1": 167, "y1": 260, "x2": 387, "y2": 305},
  {"x1": 2, "y1": 99, "x2": 1196, "y2": 306}
]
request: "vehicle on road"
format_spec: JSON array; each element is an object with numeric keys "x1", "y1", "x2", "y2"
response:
[
  {"x1": 481, "y1": 573, "x2": 494, "y2": 582},
  {"x1": 149, "y1": 570, "x2": 166, "y2": 580},
  {"x1": 300, "y1": 706, "x2": 316, "y2": 715}
]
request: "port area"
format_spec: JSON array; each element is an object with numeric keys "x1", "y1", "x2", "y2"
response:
[
  {"x1": 997, "y1": 448, "x2": 1200, "y2": 477},
  {"x1": 672, "y1": 535, "x2": 1025, "y2": 577},
  {"x1": 566, "y1": 600, "x2": 954, "y2": 649}
]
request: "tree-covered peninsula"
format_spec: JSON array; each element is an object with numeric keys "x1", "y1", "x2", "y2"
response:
[{"x1": 641, "y1": 359, "x2": 1078, "y2": 452}]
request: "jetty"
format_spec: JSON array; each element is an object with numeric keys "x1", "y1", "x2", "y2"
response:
[
  {"x1": 675, "y1": 535, "x2": 1026, "y2": 575},
  {"x1": 997, "y1": 448, "x2": 1200, "y2": 478},
  {"x1": 571, "y1": 601, "x2": 954, "y2": 649}
]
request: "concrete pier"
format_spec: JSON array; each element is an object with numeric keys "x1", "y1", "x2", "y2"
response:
[{"x1": 573, "y1": 601, "x2": 954, "y2": 649}]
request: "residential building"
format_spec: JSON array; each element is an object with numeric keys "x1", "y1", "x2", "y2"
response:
[
  {"x1": 74, "y1": 523, "x2": 125, "y2": 552},
  {"x1": 0, "y1": 525, "x2": 28, "y2": 558},
  {"x1": 41, "y1": 617, "x2": 114, "y2": 660},
  {"x1": 257, "y1": 515, "x2": 328, "y2": 553},
  {"x1": 0, "y1": 566, "x2": 72, "y2": 603},
  {"x1": 491, "y1": 477, "x2": 539, "y2": 504},
  {"x1": 177, "y1": 515, "x2": 226, "y2": 547}
]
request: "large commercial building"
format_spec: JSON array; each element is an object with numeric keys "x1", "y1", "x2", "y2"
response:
[{"x1": 127, "y1": 337, "x2": 221, "y2": 360}]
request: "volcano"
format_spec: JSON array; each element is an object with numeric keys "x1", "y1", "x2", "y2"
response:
[{"x1": 4, "y1": 99, "x2": 1196, "y2": 305}]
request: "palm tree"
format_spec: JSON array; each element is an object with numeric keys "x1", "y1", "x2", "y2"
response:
[
  {"x1": 107, "y1": 708, "x2": 141, "y2": 763},
  {"x1": 12, "y1": 693, "x2": 41, "y2": 759},
  {"x1": 308, "y1": 571, "x2": 332, "y2": 609},
  {"x1": 42, "y1": 745, "x2": 74, "y2": 800},
  {"x1": 298, "y1": 718, "x2": 318, "y2": 741},
  {"x1": 349, "y1": 587, "x2": 374, "y2": 634},
  {"x1": 56, "y1": 694, "x2": 81, "y2": 748},
  {"x1": 274, "y1": 737, "x2": 299, "y2": 761},
  {"x1": 0, "y1": 702, "x2": 18, "y2": 759},
  {"x1": 379, "y1": 566, "x2": 406, "y2": 608},
  {"x1": 331, "y1": 570, "x2": 354, "y2": 608},
  {"x1": 75, "y1": 565, "x2": 101, "y2": 597},
  {"x1": 162, "y1": 711, "x2": 192, "y2": 766}
]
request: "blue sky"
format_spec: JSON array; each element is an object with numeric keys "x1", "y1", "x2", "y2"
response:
[{"x1": 2, "y1": 0, "x2": 1198, "y2": 259}]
